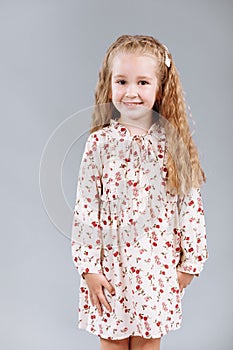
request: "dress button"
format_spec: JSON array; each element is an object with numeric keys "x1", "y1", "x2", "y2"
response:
[{"x1": 133, "y1": 135, "x2": 144, "y2": 144}]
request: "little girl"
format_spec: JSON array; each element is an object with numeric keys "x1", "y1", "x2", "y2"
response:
[{"x1": 71, "y1": 35, "x2": 208, "y2": 350}]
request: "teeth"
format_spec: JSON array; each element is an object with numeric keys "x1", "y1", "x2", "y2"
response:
[{"x1": 124, "y1": 102, "x2": 141, "y2": 105}]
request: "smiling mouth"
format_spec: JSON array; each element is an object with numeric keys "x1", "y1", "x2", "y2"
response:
[{"x1": 123, "y1": 102, "x2": 143, "y2": 106}]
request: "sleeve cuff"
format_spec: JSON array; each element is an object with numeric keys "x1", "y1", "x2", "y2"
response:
[
  {"x1": 176, "y1": 261, "x2": 204, "y2": 275},
  {"x1": 71, "y1": 242, "x2": 103, "y2": 279},
  {"x1": 79, "y1": 265, "x2": 104, "y2": 280}
]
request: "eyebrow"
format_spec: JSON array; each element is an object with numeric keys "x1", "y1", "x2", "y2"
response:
[{"x1": 113, "y1": 74, "x2": 153, "y2": 81}]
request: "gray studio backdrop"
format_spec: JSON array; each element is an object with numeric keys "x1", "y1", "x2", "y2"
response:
[{"x1": 1, "y1": 1, "x2": 232, "y2": 349}]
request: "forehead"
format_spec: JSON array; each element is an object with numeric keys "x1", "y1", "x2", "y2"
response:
[{"x1": 111, "y1": 53, "x2": 158, "y2": 76}]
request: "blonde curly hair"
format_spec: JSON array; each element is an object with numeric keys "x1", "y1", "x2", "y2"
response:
[{"x1": 90, "y1": 34, "x2": 206, "y2": 195}]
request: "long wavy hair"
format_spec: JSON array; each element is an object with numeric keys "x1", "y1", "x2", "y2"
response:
[{"x1": 90, "y1": 34, "x2": 206, "y2": 195}]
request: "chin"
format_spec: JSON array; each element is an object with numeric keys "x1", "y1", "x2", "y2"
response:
[
  {"x1": 117, "y1": 105, "x2": 151, "y2": 119},
  {"x1": 122, "y1": 111, "x2": 152, "y2": 120}
]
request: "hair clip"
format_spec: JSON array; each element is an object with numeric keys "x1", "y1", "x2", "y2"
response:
[{"x1": 163, "y1": 44, "x2": 171, "y2": 68}]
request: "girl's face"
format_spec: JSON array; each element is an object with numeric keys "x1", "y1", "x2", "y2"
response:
[{"x1": 110, "y1": 53, "x2": 159, "y2": 120}]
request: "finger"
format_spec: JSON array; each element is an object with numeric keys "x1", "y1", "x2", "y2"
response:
[
  {"x1": 92, "y1": 294, "x2": 103, "y2": 316},
  {"x1": 179, "y1": 283, "x2": 184, "y2": 293},
  {"x1": 89, "y1": 293, "x2": 94, "y2": 307},
  {"x1": 98, "y1": 292, "x2": 112, "y2": 313},
  {"x1": 102, "y1": 278, "x2": 116, "y2": 296}
]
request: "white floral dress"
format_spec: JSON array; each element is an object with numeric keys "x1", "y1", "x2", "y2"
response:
[{"x1": 71, "y1": 118, "x2": 208, "y2": 340}]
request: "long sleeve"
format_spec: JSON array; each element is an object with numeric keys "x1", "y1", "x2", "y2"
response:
[
  {"x1": 71, "y1": 132, "x2": 103, "y2": 279},
  {"x1": 176, "y1": 187, "x2": 209, "y2": 275}
]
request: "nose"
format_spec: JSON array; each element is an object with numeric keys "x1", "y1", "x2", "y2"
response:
[{"x1": 125, "y1": 83, "x2": 138, "y2": 98}]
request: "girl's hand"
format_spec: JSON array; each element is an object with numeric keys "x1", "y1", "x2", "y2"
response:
[
  {"x1": 83, "y1": 273, "x2": 116, "y2": 316},
  {"x1": 176, "y1": 270, "x2": 194, "y2": 293}
]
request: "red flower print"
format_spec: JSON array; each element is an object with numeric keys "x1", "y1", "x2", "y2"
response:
[{"x1": 72, "y1": 121, "x2": 208, "y2": 339}]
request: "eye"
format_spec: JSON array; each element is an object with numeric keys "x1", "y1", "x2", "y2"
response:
[
  {"x1": 139, "y1": 80, "x2": 149, "y2": 85},
  {"x1": 116, "y1": 79, "x2": 126, "y2": 85}
]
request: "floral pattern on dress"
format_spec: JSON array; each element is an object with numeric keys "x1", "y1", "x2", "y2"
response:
[{"x1": 71, "y1": 118, "x2": 208, "y2": 340}]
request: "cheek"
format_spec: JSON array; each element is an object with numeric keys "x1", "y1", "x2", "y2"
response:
[
  {"x1": 150, "y1": 85, "x2": 159, "y2": 100},
  {"x1": 143, "y1": 87, "x2": 157, "y2": 99},
  {"x1": 112, "y1": 87, "x2": 124, "y2": 101}
]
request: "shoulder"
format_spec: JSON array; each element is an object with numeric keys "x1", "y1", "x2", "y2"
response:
[{"x1": 88, "y1": 121, "x2": 119, "y2": 144}]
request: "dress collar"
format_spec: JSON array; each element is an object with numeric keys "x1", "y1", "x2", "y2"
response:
[{"x1": 109, "y1": 118, "x2": 162, "y2": 139}]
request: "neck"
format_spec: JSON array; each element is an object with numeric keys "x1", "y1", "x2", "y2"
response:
[{"x1": 118, "y1": 113, "x2": 154, "y2": 135}]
